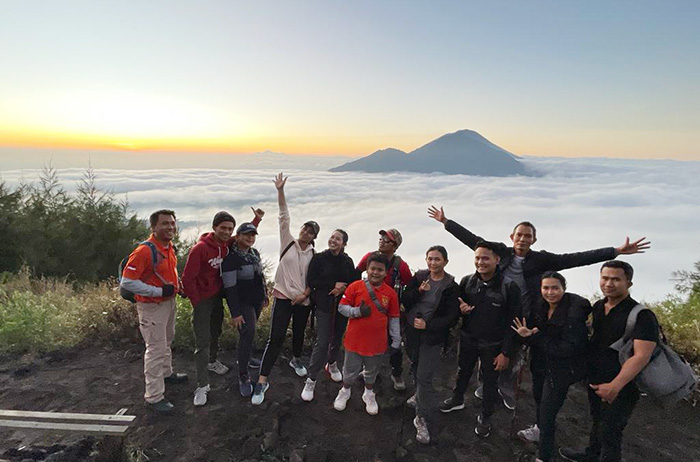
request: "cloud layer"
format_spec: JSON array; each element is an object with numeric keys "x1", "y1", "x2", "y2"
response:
[{"x1": 3, "y1": 156, "x2": 699, "y2": 302}]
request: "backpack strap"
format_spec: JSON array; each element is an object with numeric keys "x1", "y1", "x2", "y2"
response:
[
  {"x1": 610, "y1": 303, "x2": 646, "y2": 351},
  {"x1": 141, "y1": 241, "x2": 167, "y2": 284},
  {"x1": 279, "y1": 240, "x2": 296, "y2": 261},
  {"x1": 363, "y1": 279, "x2": 388, "y2": 316}
]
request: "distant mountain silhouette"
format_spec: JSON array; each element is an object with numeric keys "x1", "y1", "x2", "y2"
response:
[{"x1": 330, "y1": 130, "x2": 528, "y2": 176}]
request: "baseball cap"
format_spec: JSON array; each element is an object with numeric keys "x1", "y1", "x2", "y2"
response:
[
  {"x1": 236, "y1": 222, "x2": 258, "y2": 235},
  {"x1": 380, "y1": 228, "x2": 403, "y2": 247},
  {"x1": 303, "y1": 220, "x2": 320, "y2": 236}
]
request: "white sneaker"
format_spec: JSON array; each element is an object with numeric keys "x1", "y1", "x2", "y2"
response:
[
  {"x1": 193, "y1": 384, "x2": 210, "y2": 407},
  {"x1": 289, "y1": 357, "x2": 308, "y2": 377},
  {"x1": 301, "y1": 378, "x2": 316, "y2": 402},
  {"x1": 406, "y1": 394, "x2": 417, "y2": 409},
  {"x1": 325, "y1": 362, "x2": 342, "y2": 382},
  {"x1": 207, "y1": 360, "x2": 229, "y2": 375},
  {"x1": 362, "y1": 388, "x2": 379, "y2": 415},
  {"x1": 413, "y1": 416, "x2": 430, "y2": 444},
  {"x1": 334, "y1": 387, "x2": 351, "y2": 411},
  {"x1": 517, "y1": 424, "x2": 540, "y2": 443}
]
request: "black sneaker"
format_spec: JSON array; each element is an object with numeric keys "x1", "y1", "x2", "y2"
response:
[
  {"x1": 164, "y1": 372, "x2": 188, "y2": 384},
  {"x1": 147, "y1": 399, "x2": 174, "y2": 413},
  {"x1": 475, "y1": 414, "x2": 491, "y2": 438},
  {"x1": 248, "y1": 357, "x2": 262, "y2": 369},
  {"x1": 558, "y1": 447, "x2": 597, "y2": 462},
  {"x1": 439, "y1": 395, "x2": 465, "y2": 413}
]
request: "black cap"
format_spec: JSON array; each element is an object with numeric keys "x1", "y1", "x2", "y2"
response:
[
  {"x1": 303, "y1": 220, "x2": 320, "y2": 236},
  {"x1": 236, "y1": 222, "x2": 258, "y2": 235},
  {"x1": 212, "y1": 211, "x2": 235, "y2": 228}
]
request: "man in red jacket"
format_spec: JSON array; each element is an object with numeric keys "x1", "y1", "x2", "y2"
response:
[{"x1": 182, "y1": 209, "x2": 262, "y2": 407}]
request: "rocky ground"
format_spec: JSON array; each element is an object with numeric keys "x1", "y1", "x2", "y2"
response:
[{"x1": 1, "y1": 342, "x2": 698, "y2": 462}]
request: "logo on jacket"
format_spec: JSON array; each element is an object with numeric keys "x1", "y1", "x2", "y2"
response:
[{"x1": 208, "y1": 256, "x2": 223, "y2": 269}]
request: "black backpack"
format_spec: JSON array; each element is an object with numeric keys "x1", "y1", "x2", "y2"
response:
[{"x1": 118, "y1": 241, "x2": 164, "y2": 303}]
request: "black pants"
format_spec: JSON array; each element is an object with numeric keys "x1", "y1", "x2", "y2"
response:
[
  {"x1": 236, "y1": 302, "x2": 262, "y2": 379},
  {"x1": 454, "y1": 332, "x2": 500, "y2": 418},
  {"x1": 406, "y1": 327, "x2": 442, "y2": 427},
  {"x1": 532, "y1": 369, "x2": 572, "y2": 462},
  {"x1": 193, "y1": 296, "x2": 225, "y2": 387},
  {"x1": 585, "y1": 384, "x2": 639, "y2": 462},
  {"x1": 259, "y1": 298, "x2": 312, "y2": 378}
]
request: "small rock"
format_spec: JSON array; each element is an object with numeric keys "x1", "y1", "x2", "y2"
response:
[
  {"x1": 261, "y1": 431, "x2": 278, "y2": 452},
  {"x1": 290, "y1": 449, "x2": 305, "y2": 462},
  {"x1": 396, "y1": 446, "x2": 408, "y2": 459}
]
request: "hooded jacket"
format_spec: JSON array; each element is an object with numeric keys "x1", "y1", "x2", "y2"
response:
[{"x1": 182, "y1": 232, "x2": 229, "y2": 307}]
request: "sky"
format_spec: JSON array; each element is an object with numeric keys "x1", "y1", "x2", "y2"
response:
[
  {"x1": 1, "y1": 1, "x2": 699, "y2": 161},
  {"x1": 2, "y1": 156, "x2": 699, "y2": 302}
]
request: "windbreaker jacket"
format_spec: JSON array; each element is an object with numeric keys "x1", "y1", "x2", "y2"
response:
[{"x1": 221, "y1": 247, "x2": 266, "y2": 318}]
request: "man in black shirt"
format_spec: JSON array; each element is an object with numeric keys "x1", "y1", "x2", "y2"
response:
[
  {"x1": 438, "y1": 241, "x2": 521, "y2": 438},
  {"x1": 560, "y1": 261, "x2": 659, "y2": 462}
]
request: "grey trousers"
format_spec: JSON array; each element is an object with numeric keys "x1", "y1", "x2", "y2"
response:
[
  {"x1": 307, "y1": 306, "x2": 348, "y2": 379},
  {"x1": 342, "y1": 350, "x2": 383, "y2": 386},
  {"x1": 193, "y1": 296, "x2": 225, "y2": 387},
  {"x1": 406, "y1": 328, "x2": 442, "y2": 425}
]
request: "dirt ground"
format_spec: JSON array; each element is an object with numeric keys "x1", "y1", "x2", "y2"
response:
[{"x1": 1, "y1": 342, "x2": 698, "y2": 462}]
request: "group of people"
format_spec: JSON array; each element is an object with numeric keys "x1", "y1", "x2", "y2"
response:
[{"x1": 120, "y1": 173, "x2": 657, "y2": 462}]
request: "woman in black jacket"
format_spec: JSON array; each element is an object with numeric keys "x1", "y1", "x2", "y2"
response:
[
  {"x1": 300, "y1": 229, "x2": 358, "y2": 402},
  {"x1": 512, "y1": 271, "x2": 591, "y2": 462},
  {"x1": 221, "y1": 222, "x2": 267, "y2": 397},
  {"x1": 402, "y1": 245, "x2": 460, "y2": 445}
]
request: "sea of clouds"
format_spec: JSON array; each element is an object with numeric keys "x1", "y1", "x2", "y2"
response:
[{"x1": 2, "y1": 155, "x2": 699, "y2": 302}]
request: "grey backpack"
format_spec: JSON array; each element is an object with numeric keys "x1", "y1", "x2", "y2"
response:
[{"x1": 610, "y1": 304, "x2": 698, "y2": 407}]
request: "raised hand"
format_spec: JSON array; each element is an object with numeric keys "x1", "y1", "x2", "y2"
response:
[
  {"x1": 616, "y1": 236, "x2": 651, "y2": 255},
  {"x1": 273, "y1": 172, "x2": 288, "y2": 191},
  {"x1": 427, "y1": 205, "x2": 447, "y2": 224},
  {"x1": 511, "y1": 317, "x2": 539, "y2": 337},
  {"x1": 458, "y1": 297, "x2": 475, "y2": 315},
  {"x1": 252, "y1": 207, "x2": 265, "y2": 219}
]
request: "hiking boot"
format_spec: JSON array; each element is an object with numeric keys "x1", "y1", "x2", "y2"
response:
[
  {"x1": 334, "y1": 387, "x2": 351, "y2": 411},
  {"x1": 164, "y1": 372, "x2": 188, "y2": 384},
  {"x1": 289, "y1": 357, "x2": 308, "y2": 377},
  {"x1": 406, "y1": 394, "x2": 417, "y2": 409},
  {"x1": 362, "y1": 388, "x2": 379, "y2": 415},
  {"x1": 239, "y1": 376, "x2": 253, "y2": 397},
  {"x1": 148, "y1": 399, "x2": 174, "y2": 413},
  {"x1": 301, "y1": 378, "x2": 316, "y2": 402},
  {"x1": 391, "y1": 374, "x2": 406, "y2": 391},
  {"x1": 251, "y1": 382, "x2": 269, "y2": 405},
  {"x1": 517, "y1": 424, "x2": 540, "y2": 443},
  {"x1": 193, "y1": 385, "x2": 210, "y2": 406},
  {"x1": 207, "y1": 360, "x2": 229, "y2": 375},
  {"x1": 413, "y1": 416, "x2": 430, "y2": 444},
  {"x1": 499, "y1": 388, "x2": 516, "y2": 410},
  {"x1": 558, "y1": 447, "x2": 598, "y2": 462},
  {"x1": 325, "y1": 362, "x2": 343, "y2": 382},
  {"x1": 475, "y1": 414, "x2": 491, "y2": 438},
  {"x1": 439, "y1": 395, "x2": 465, "y2": 413},
  {"x1": 474, "y1": 385, "x2": 483, "y2": 400},
  {"x1": 248, "y1": 357, "x2": 262, "y2": 369}
]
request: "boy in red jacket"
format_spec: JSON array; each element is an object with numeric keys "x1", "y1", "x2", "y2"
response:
[{"x1": 334, "y1": 253, "x2": 400, "y2": 415}]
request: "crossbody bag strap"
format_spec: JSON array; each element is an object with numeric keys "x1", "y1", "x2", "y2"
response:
[
  {"x1": 279, "y1": 240, "x2": 296, "y2": 261},
  {"x1": 363, "y1": 279, "x2": 388, "y2": 315}
]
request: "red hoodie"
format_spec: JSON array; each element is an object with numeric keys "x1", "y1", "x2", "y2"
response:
[{"x1": 182, "y1": 232, "x2": 229, "y2": 307}]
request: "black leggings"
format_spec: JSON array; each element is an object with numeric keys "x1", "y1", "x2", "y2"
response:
[
  {"x1": 259, "y1": 298, "x2": 311, "y2": 378},
  {"x1": 532, "y1": 370, "x2": 572, "y2": 462}
]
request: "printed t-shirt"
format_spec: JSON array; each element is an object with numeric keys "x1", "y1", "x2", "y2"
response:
[
  {"x1": 342, "y1": 280, "x2": 400, "y2": 356},
  {"x1": 122, "y1": 234, "x2": 179, "y2": 303}
]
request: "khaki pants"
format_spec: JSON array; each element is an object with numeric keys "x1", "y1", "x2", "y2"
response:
[{"x1": 137, "y1": 299, "x2": 176, "y2": 403}]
